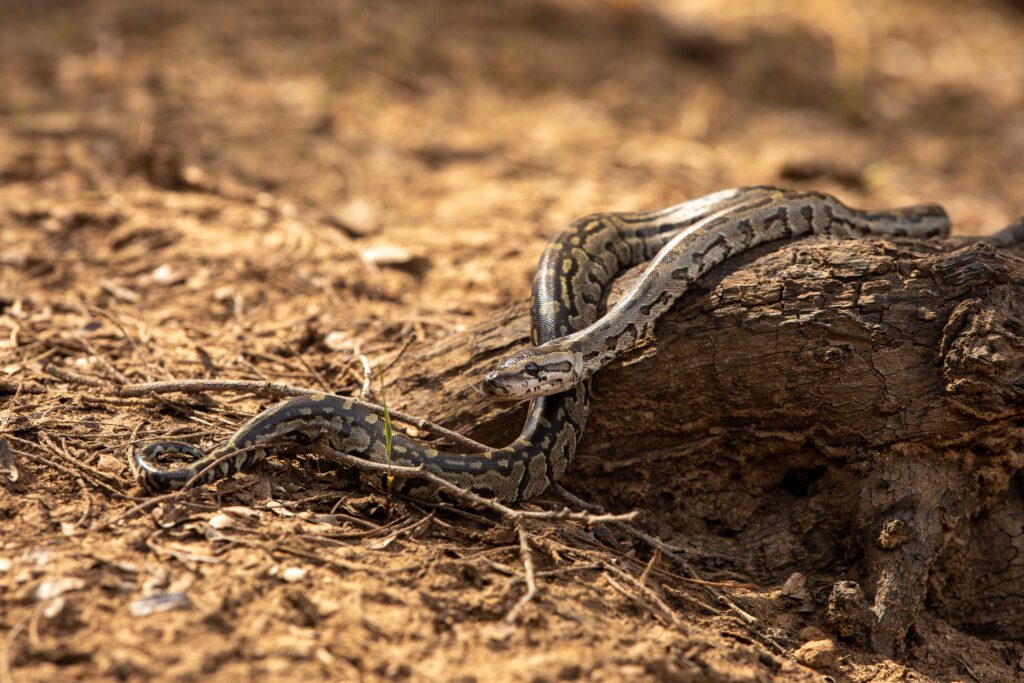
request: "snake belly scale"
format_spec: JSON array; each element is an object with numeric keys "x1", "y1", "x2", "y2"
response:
[{"x1": 135, "y1": 187, "x2": 950, "y2": 501}]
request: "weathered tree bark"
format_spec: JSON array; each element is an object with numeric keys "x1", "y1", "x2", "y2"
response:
[{"x1": 387, "y1": 236, "x2": 1024, "y2": 655}]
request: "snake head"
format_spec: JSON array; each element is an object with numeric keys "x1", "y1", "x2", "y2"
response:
[{"x1": 483, "y1": 347, "x2": 580, "y2": 399}]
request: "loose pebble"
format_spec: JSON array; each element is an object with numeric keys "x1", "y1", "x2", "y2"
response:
[
  {"x1": 281, "y1": 566, "x2": 308, "y2": 583},
  {"x1": 795, "y1": 639, "x2": 837, "y2": 670}
]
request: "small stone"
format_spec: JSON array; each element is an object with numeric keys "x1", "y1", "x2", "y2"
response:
[
  {"x1": 331, "y1": 198, "x2": 380, "y2": 236},
  {"x1": 95, "y1": 453, "x2": 125, "y2": 474},
  {"x1": 181, "y1": 165, "x2": 209, "y2": 187},
  {"x1": 780, "y1": 572, "x2": 809, "y2": 600},
  {"x1": 780, "y1": 571, "x2": 814, "y2": 612},
  {"x1": 798, "y1": 626, "x2": 827, "y2": 641},
  {"x1": 150, "y1": 264, "x2": 183, "y2": 286},
  {"x1": 281, "y1": 566, "x2": 308, "y2": 583},
  {"x1": 129, "y1": 592, "x2": 190, "y2": 617},
  {"x1": 361, "y1": 244, "x2": 416, "y2": 266},
  {"x1": 795, "y1": 639, "x2": 837, "y2": 670},
  {"x1": 324, "y1": 330, "x2": 353, "y2": 352},
  {"x1": 207, "y1": 513, "x2": 236, "y2": 530}
]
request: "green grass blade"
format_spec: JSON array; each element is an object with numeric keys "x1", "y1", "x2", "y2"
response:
[{"x1": 377, "y1": 359, "x2": 395, "y2": 493}]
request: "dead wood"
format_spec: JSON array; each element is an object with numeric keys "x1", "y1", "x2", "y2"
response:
[{"x1": 386, "y1": 236, "x2": 1024, "y2": 656}]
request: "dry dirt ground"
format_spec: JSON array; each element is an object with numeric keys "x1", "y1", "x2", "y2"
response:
[{"x1": 2, "y1": 0, "x2": 1024, "y2": 681}]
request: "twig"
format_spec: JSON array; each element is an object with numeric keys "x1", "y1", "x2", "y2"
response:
[
  {"x1": 553, "y1": 484, "x2": 790, "y2": 657},
  {"x1": 660, "y1": 583, "x2": 722, "y2": 615},
  {"x1": 380, "y1": 334, "x2": 416, "y2": 375},
  {"x1": 215, "y1": 534, "x2": 379, "y2": 573},
  {"x1": 300, "y1": 513, "x2": 419, "y2": 543},
  {"x1": 7, "y1": 441, "x2": 128, "y2": 499},
  {"x1": 555, "y1": 484, "x2": 696, "y2": 575},
  {"x1": 358, "y1": 354, "x2": 373, "y2": 399},
  {"x1": 44, "y1": 364, "x2": 106, "y2": 387},
  {"x1": 324, "y1": 447, "x2": 638, "y2": 525},
  {"x1": 367, "y1": 512, "x2": 434, "y2": 546},
  {"x1": 37, "y1": 431, "x2": 123, "y2": 487},
  {"x1": 409, "y1": 497, "x2": 502, "y2": 528},
  {"x1": 234, "y1": 353, "x2": 274, "y2": 382},
  {"x1": 0, "y1": 381, "x2": 44, "y2": 395},
  {"x1": 505, "y1": 523, "x2": 538, "y2": 623},
  {"x1": 73, "y1": 475, "x2": 93, "y2": 528},
  {"x1": 639, "y1": 547, "x2": 661, "y2": 586},
  {"x1": 604, "y1": 562, "x2": 686, "y2": 632},
  {"x1": 552, "y1": 485, "x2": 604, "y2": 512},
  {"x1": 125, "y1": 421, "x2": 146, "y2": 480},
  {"x1": 117, "y1": 378, "x2": 301, "y2": 398},
  {"x1": 957, "y1": 655, "x2": 983, "y2": 683},
  {"x1": 84, "y1": 304, "x2": 161, "y2": 381},
  {"x1": 507, "y1": 563, "x2": 602, "y2": 584},
  {"x1": 287, "y1": 343, "x2": 332, "y2": 393},
  {"x1": 27, "y1": 597, "x2": 51, "y2": 654},
  {"x1": 74, "y1": 334, "x2": 129, "y2": 385}
]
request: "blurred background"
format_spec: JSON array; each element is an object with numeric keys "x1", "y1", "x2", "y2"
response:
[{"x1": 3, "y1": 0, "x2": 1023, "y2": 325}]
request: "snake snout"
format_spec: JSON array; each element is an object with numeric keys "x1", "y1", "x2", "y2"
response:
[{"x1": 482, "y1": 370, "x2": 510, "y2": 397}]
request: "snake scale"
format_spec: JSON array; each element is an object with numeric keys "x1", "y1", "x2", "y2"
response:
[{"x1": 135, "y1": 187, "x2": 950, "y2": 501}]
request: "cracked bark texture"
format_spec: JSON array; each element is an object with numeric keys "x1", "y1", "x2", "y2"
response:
[{"x1": 386, "y1": 236, "x2": 1024, "y2": 655}]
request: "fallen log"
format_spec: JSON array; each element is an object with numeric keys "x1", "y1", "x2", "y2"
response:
[{"x1": 386, "y1": 234, "x2": 1024, "y2": 655}]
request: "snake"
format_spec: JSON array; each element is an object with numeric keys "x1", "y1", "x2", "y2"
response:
[
  {"x1": 134, "y1": 187, "x2": 950, "y2": 502},
  {"x1": 483, "y1": 188, "x2": 950, "y2": 399}
]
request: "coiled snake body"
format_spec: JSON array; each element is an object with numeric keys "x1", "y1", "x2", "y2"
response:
[{"x1": 135, "y1": 187, "x2": 950, "y2": 501}]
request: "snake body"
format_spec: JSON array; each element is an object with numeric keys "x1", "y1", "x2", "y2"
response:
[
  {"x1": 136, "y1": 187, "x2": 950, "y2": 501},
  {"x1": 483, "y1": 188, "x2": 950, "y2": 398}
]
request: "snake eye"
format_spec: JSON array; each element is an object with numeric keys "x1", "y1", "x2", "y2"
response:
[{"x1": 524, "y1": 362, "x2": 540, "y2": 377}]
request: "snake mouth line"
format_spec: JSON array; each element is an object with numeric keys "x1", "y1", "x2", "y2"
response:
[{"x1": 481, "y1": 372, "x2": 513, "y2": 398}]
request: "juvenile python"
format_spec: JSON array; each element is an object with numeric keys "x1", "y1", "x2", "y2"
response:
[{"x1": 135, "y1": 187, "x2": 950, "y2": 501}]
